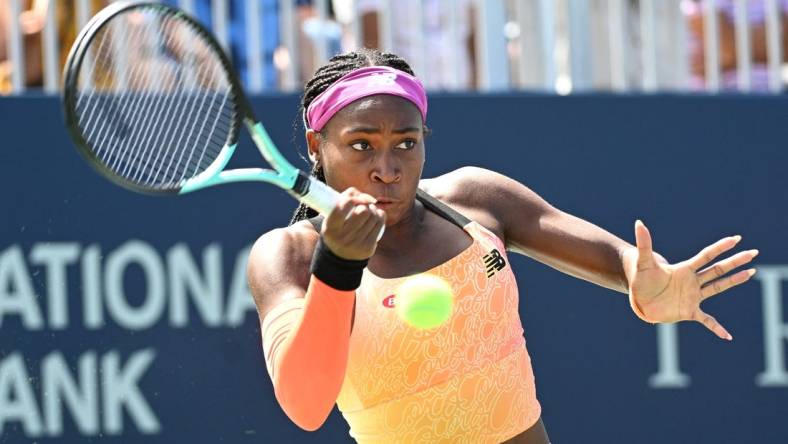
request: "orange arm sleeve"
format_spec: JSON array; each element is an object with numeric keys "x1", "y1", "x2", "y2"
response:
[{"x1": 261, "y1": 276, "x2": 356, "y2": 431}]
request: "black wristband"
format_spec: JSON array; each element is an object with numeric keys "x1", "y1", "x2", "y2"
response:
[{"x1": 310, "y1": 237, "x2": 368, "y2": 291}]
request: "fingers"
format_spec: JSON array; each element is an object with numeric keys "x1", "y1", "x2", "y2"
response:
[
  {"x1": 344, "y1": 203, "x2": 382, "y2": 238},
  {"x1": 693, "y1": 309, "x2": 733, "y2": 341},
  {"x1": 342, "y1": 202, "x2": 376, "y2": 231},
  {"x1": 634, "y1": 220, "x2": 655, "y2": 270},
  {"x1": 321, "y1": 187, "x2": 385, "y2": 260},
  {"x1": 697, "y1": 249, "x2": 759, "y2": 285},
  {"x1": 687, "y1": 235, "x2": 742, "y2": 270},
  {"x1": 700, "y1": 267, "x2": 757, "y2": 301},
  {"x1": 324, "y1": 187, "x2": 376, "y2": 232},
  {"x1": 359, "y1": 204, "x2": 387, "y2": 244}
]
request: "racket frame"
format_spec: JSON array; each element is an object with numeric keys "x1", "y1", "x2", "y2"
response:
[{"x1": 62, "y1": 1, "x2": 339, "y2": 215}]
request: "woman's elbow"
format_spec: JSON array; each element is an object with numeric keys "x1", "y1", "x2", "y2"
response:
[
  {"x1": 273, "y1": 383, "x2": 333, "y2": 431},
  {"x1": 293, "y1": 414, "x2": 329, "y2": 432}
]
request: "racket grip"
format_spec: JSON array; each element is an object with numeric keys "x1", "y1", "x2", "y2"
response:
[
  {"x1": 293, "y1": 172, "x2": 340, "y2": 215},
  {"x1": 293, "y1": 172, "x2": 385, "y2": 241}
]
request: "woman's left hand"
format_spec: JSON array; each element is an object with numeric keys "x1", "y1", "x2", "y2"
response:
[{"x1": 622, "y1": 220, "x2": 758, "y2": 340}]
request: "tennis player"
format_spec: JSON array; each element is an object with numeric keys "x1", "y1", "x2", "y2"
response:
[{"x1": 248, "y1": 49, "x2": 757, "y2": 443}]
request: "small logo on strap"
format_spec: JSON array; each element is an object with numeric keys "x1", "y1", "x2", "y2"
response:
[
  {"x1": 483, "y1": 249, "x2": 507, "y2": 278},
  {"x1": 382, "y1": 294, "x2": 396, "y2": 308}
]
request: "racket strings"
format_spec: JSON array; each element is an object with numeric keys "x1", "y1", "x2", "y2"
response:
[
  {"x1": 72, "y1": 7, "x2": 236, "y2": 190},
  {"x1": 107, "y1": 16, "x2": 177, "y2": 178},
  {"x1": 80, "y1": 13, "x2": 180, "y2": 168},
  {"x1": 129, "y1": 13, "x2": 232, "y2": 186},
  {"x1": 135, "y1": 15, "x2": 214, "y2": 185}
]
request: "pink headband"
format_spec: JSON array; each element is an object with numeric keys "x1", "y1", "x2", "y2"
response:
[{"x1": 305, "y1": 66, "x2": 428, "y2": 132}]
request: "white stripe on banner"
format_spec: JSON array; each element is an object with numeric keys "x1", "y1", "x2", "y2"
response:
[
  {"x1": 279, "y1": 0, "x2": 297, "y2": 91},
  {"x1": 43, "y1": 0, "x2": 60, "y2": 93},
  {"x1": 410, "y1": 3, "x2": 427, "y2": 86},
  {"x1": 246, "y1": 0, "x2": 264, "y2": 92},
  {"x1": 77, "y1": 0, "x2": 91, "y2": 29},
  {"x1": 351, "y1": 0, "x2": 362, "y2": 51},
  {"x1": 608, "y1": 0, "x2": 627, "y2": 91},
  {"x1": 733, "y1": 0, "x2": 752, "y2": 91},
  {"x1": 702, "y1": 0, "x2": 720, "y2": 92},
  {"x1": 674, "y1": 0, "x2": 689, "y2": 90},
  {"x1": 379, "y1": 0, "x2": 393, "y2": 54},
  {"x1": 9, "y1": 0, "x2": 25, "y2": 93},
  {"x1": 447, "y1": 0, "x2": 461, "y2": 90},
  {"x1": 315, "y1": 0, "x2": 329, "y2": 66},
  {"x1": 568, "y1": 0, "x2": 591, "y2": 91},
  {"x1": 764, "y1": 0, "x2": 783, "y2": 92},
  {"x1": 539, "y1": 0, "x2": 556, "y2": 92},
  {"x1": 179, "y1": 0, "x2": 196, "y2": 16},
  {"x1": 640, "y1": 0, "x2": 657, "y2": 91},
  {"x1": 212, "y1": 0, "x2": 230, "y2": 55}
]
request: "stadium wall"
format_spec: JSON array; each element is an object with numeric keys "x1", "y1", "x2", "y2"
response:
[{"x1": 1, "y1": 94, "x2": 786, "y2": 443}]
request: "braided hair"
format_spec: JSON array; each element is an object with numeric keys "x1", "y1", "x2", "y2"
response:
[{"x1": 289, "y1": 48, "x2": 416, "y2": 225}]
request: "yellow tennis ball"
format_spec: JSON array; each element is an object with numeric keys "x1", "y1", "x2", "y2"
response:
[{"x1": 395, "y1": 274, "x2": 454, "y2": 329}]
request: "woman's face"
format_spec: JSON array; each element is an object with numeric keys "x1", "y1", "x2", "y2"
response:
[{"x1": 308, "y1": 94, "x2": 426, "y2": 226}]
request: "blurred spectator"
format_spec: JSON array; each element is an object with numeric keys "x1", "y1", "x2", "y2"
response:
[
  {"x1": 163, "y1": 0, "x2": 280, "y2": 90},
  {"x1": 1, "y1": 1, "x2": 108, "y2": 94},
  {"x1": 683, "y1": 0, "x2": 788, "y2": 91},
  {"x1": 286, "y1": 0, "x2": 343, "y2": 84},
  {"x1": 0, "y1": 1, "x2": 279, "y2": 94},
  {"x1": 0, "y1": 3, "x2": 7, "y2": 89},
  {"x1": 1, "y1": 0, "x2": 47, "y2": 92},
  {"x1": 332, "y1": 0, "x2": 476, "y2": 90}
]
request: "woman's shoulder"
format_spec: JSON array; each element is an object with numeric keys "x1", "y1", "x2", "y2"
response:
[
  {"x1": 419, "y1": 166, "x2": 507, "y2": 234},
  {"x1": 248, "y1": 220, "x2": 319, "y2": 318},
  {"x1": 250, "y1": 220, "x2": 319, "y2": 271},
  {"x1": 420, "y1": 166, "x2": 508, "y2": 208}
]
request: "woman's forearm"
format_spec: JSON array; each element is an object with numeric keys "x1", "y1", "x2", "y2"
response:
[
  {"x1": 263, "y1": 276, "x2": 355, "y2": 431},
  {"x1": 518, "y1": 210, "x2": 637, "y2": 294}
]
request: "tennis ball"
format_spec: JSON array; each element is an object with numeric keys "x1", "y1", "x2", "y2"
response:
[{"x1": 395, "y1": 274, "x2": 454, "y2": 329}]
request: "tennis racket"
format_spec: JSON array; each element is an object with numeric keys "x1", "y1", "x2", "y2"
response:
[{"x1": 62, "y1": 1, "x2": 338, "y2": 215}]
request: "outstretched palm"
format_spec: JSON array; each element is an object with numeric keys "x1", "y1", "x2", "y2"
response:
[{"x1": 623, "y1": 220, "x2": 758, "y2": 340}]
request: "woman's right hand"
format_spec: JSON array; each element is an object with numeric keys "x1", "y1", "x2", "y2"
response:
[{"x1": 321, "y1": 187, "x2": 386, "y2": 260}]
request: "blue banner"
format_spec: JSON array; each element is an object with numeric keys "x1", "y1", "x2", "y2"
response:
[{"x1": 1, "y1": 94, "x2": 786, "y2": 443}]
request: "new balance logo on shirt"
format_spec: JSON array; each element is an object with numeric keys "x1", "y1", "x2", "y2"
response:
[
  {"x1": 483, "y1": 249, "x2": 507, "y2": 278},
  {"x1": 381, "y1": 248, "x2": 506, "y2": 308}
]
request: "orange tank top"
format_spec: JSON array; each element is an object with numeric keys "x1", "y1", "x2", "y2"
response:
[{"x1": 333, "y1": 191, "x2": 541, "y2": 443}]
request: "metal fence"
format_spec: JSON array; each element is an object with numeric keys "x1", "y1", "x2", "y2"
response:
[{"x1": 1, "y1": 0, "x2": 786, "y2": 95}]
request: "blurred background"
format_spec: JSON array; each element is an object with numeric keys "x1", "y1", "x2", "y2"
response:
[
  {"x1": 1, "y1": 1, "x2": 787, "y2": 443},
  {"x1": 2, "y1": 0, "x2": 787, "y2": 95}
]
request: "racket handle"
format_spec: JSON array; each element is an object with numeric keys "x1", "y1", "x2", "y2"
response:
[
  {"x1": 293, "y1": 172, "x2": 340, "y2": 215},
  {"x1": 293, "y1": 172, "x2": 385, "y2": 241}
]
